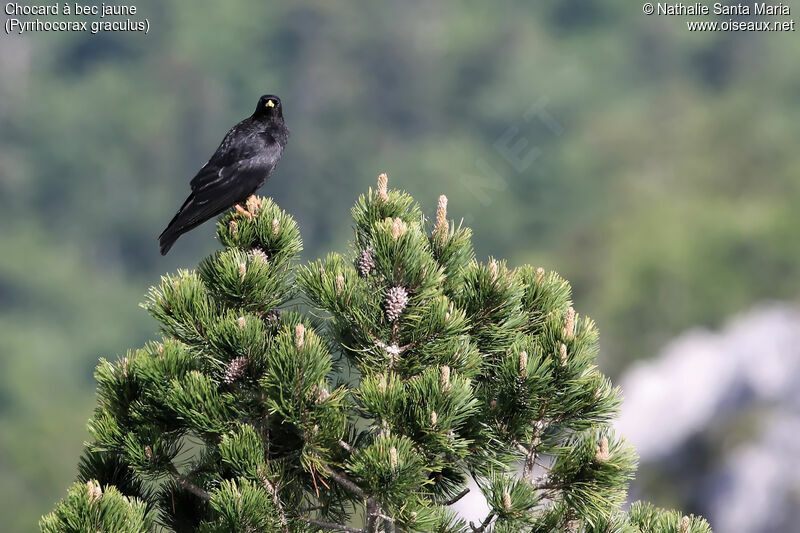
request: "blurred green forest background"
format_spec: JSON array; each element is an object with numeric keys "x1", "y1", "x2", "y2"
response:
[{"x1": 1, "y1": 1, "x2": 799, "y2": 531}]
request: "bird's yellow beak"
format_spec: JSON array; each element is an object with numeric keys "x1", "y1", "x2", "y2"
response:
[{"x1": 266, "y1": 100, "x2": 275, "y2": 108}]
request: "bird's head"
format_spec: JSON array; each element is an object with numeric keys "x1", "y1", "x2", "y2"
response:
[{"x1": 254, "y1": 94, "x2": 283, "y2": 121}]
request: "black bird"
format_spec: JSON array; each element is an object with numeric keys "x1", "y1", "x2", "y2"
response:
[{"x1": 158, "y1": 94, "x2": 289, "y2": 255}]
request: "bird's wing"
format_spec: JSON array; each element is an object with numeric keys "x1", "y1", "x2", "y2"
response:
[
  {"x1": 176, "y1": 157, "x2": 270, "y2": 230},
  {"x1": 190, "y1": 131, "x2": 280, "y2": 191}
]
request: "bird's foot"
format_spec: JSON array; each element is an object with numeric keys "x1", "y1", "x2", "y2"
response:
[
  {"x1": 245, "y1": 195, "x2": 262, "y2": 214},
  {"x1": 234, "y1": 204, "x2": 254, "y2": 220}
]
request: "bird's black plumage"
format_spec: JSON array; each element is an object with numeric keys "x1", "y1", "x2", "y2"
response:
[{"x1": 158, "y1": 94, "x2": 289, "y2": 255}]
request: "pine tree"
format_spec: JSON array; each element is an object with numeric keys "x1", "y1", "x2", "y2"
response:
[{"x1": 42, "y1": 176, "x2": 712, "y2": 533}]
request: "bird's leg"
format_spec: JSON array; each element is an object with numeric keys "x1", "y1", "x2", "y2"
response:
[
  {"x1": 234, "y1": 204, "x2": 254, "y2": 220},
  {"x1": 245, "y1": 195, "x2": 262, "y2": 214}
]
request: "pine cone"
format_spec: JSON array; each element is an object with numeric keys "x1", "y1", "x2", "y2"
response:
[
  {"x1": 384, "y1": 286, "x2": 409, "y2": 322},
  {"x1": 224, "y1": 356, "x2": 248, "y2": 384},
  {"x1": 249, "y1": 248, "x2": 269, "y2": 263},
  {"x1": 357, "y1": 248, "x2": 375, "y2": 277}
]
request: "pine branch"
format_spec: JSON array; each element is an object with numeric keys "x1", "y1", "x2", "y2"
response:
[
  {"x1": 522, "y1": 419, "x2": 545, "y2": 483},
  {"x1": 322, "y1": 464, "x2": 398, "y2": 533},
  {"x1": 469, "y1": 511, "x2": 496, "y2": 532},
  {"x1": 168, "y1": 464, "x2": 210, "y2": 501},
  {"x1": 323, "y1": 465, "x2": 366, "y2": 499},
  {"x1": 365, "y1": 498, "x2": 380, "y2": 533},
  {"x1": 444, "y1": 487, "x2": 470, "y2": 505},
  {"x1": 368, "y1": 331, "x2": 408, "y2": 358},
  {"x1": 302, "y1": 516, "x2": 363, "y2": 533},
  {"x1": 322, "y1": 465, "x2": 395, "y2": 533},
  {"x1": 260, "y1": 470, "x2": 289, "y2": 533},
  {"x1": 535, "y1": 480, "x2": 564, "y2": 491}
]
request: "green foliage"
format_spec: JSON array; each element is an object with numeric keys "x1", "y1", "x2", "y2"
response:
[
  {"x1": 40, "y1": 480, "x2": 151, "y2": 533},
  {"x1": 43, "y1": 185, "x2": 709, "y2": 532},
  {"x1": 628, "y1": 502, "x2": 712, "y2": 533},
  {"x1": 346, "y1": 434, "x2": 429, "y2": 506},
  {"x1": 548, "y1": 431, "x2": 636, "y2": 525},
  {"x1": 201, "y1": 478, "x2": 281, "y2": 533}
]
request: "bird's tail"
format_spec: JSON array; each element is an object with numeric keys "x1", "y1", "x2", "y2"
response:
[
  {"x1": 158, "y1": 226, "x2": 180, "y2": 255},
  {"x1": 159, "y1": 190, "x2": 245, "y2": 255},
  {"x1": 158, "y1": 194, "x2": 202, "y2": 255}
]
